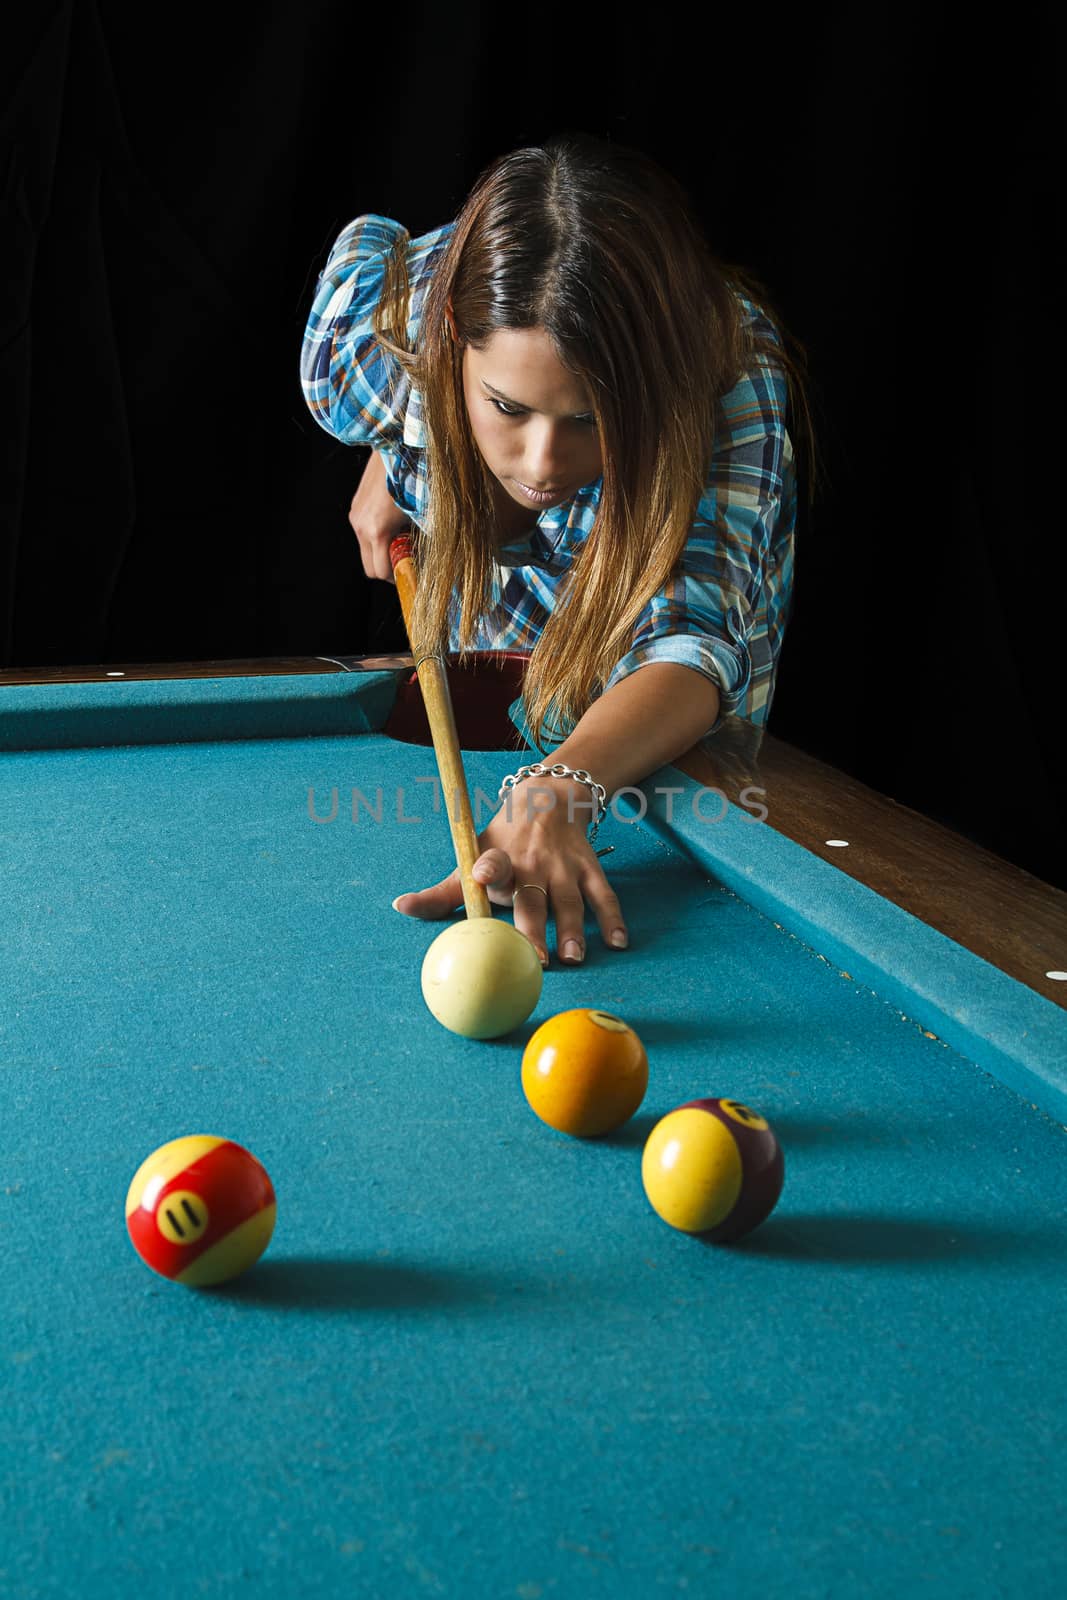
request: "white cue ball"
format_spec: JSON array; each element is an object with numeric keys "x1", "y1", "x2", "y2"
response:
[{"x1": 421, "y1": 918, "x2": 543, "y2": 1039}]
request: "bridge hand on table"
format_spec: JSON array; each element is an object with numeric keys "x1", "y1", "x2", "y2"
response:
[{"x1": 390, "y1": 808, "x2": 629, "y2": 968}]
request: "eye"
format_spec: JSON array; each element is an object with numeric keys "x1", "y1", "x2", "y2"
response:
[{"x1": 489, "y1": 399, "x2": 598, "y2": 428}]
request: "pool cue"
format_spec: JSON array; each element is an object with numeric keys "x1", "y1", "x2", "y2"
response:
[{"x1": 388, "y1": 535, "x2": 493, "y2": 920}]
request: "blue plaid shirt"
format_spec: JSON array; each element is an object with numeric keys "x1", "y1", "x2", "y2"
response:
[{"x1": 300, "y1": 215, "x2": 797, "y2": 735}]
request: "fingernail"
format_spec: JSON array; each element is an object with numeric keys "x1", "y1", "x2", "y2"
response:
[
  {"x1": 539, "y1": 953, "x2": 549, "y2": 969},
  {"x1": 563, "y1": 940, "x2": 584, "y2": 963},
  {"x1": 610, "y1": 929, "x2": 628, "y2": 948},
  {"x1": 391, "y1": 896, "x2": 406, "y2": 911}
]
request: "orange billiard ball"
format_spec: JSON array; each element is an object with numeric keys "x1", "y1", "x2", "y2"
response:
[
  {"x1": 125, "y1": 1135, "x2": 276, "y2": 1287},
  {"x1": 641, "y1": 1098, "x2": 784, "y2": 1242},
  {"x1": 521, "y1": 1008, "x2": 649, "y2": 1138}
]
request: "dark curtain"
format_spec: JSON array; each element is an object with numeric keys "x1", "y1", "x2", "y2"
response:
[{"x1": 3, "y1": 2, "x2": 1064, "y2": 889}]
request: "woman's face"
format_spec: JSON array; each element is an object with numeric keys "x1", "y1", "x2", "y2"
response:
[{"x1": 459, "y1": 326, "x2": 603, "y2": 514}]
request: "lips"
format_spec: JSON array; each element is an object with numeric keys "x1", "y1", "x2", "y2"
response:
[{"x1": 516, "y1": 481, "x2": 567, "y2": 503}]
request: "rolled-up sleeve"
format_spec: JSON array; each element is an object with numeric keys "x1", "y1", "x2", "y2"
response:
[
  {"x1": 299, "y1": 214, "x2": 410, "y2": 449},
  {"x1": 603, "y1": 339, "x2": 796, "y2": 734}
]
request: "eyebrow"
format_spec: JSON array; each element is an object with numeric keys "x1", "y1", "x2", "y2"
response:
[{"x1": 480, "y1": 380, "x2": 595, "y2": 419}]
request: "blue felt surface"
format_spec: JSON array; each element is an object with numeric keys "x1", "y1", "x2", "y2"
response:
[{"x1": 1, "y1": 707, "x2": 1065, "y2": 1598}]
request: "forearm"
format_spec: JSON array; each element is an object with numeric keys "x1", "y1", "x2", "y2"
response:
[{"x1": 545, "y1": 662, "x2": 721, "y2": 802}]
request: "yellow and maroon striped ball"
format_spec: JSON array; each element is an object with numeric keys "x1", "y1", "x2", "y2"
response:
[
  {"x1": 125, "y1": 1136, "x2": 276, "y2": 1287},
  {"x1": 641, "y1": 1098, "x2": 784, "y2": 1241}
]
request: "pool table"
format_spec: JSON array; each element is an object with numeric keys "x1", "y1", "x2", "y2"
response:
[{"x1": 1, "y1": 652, "x2": 1065, "y2": 1600}]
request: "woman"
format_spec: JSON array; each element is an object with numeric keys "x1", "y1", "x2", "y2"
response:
[{"x1": 300, "y1": 132, "x2": 818, "y2": 968}]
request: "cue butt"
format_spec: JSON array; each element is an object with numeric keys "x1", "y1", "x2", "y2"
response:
[{"x1": 389, "y1": 536, "x2": 493, "y2": 921}]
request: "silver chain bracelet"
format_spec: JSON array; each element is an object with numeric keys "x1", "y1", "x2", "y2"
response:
[{"x1": 498, "y1": 762, "x2": 609, "y2": 845}]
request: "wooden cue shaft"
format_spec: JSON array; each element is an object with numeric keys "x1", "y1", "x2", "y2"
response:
[{"x1": 388, "y1": 534, "x2": 493, "y2": 920}]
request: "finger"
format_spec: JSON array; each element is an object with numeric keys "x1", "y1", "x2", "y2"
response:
[
  {"x1": 471, "y1": 848, "x2": 514, "y2": 891},
  {"x1": 350, "y1": 526, "x2": 378, "y2": 582},
  {"x1": 377, "y1": 536, "x2": 400, "y2": 583},
  {"x1": 391, "y1": 870, "x2": 464, "y2": 920},
  {"x1": 580, "y1": 868, "x2": 629, "y2": 951},
  {"x1": 510, "y1": 881, "x2": 552, "y2": 968},
  {"x1": 368, "y1": 538, "x2": 392, "y2": 584},
  {"x1": 550, "y1": 885, "x2": 590, "y2": 965},
  {"x1": 350, "y1": 523, "x2": 397, "y2": 584}
]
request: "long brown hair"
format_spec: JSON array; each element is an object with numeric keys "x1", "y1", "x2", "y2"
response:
[{"x1": 374, "y1": 132, "x2": 821, "y2": 751}]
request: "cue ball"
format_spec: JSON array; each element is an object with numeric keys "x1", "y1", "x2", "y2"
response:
[
  {"x1": 125, "y1": 1135, "x2": 276, "y2": 1287},
  {"x1": 521, "y1": 1008, "x2": 648, "y2": 1137},
  {"x1": 641, "y1": 1098, "x2": 784, "y2": 1241},
  {"x1": 421, "y1": 917, "x2": 543, "y2": 1039}
]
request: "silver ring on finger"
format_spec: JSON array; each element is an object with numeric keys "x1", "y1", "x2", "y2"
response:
[{"x1": 512, "y1": 882, "x2": 549, "y2": 903}]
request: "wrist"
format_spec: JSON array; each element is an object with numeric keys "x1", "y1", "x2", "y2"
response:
[
  {"x1": 497, "y1": 762, "x2": 607, "y2": 842},
  {"x1": 530, "y1": 780, "x2": 597, "y2": 834}
]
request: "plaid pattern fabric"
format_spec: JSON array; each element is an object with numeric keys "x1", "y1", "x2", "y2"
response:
[{"x1": 301, "y1": 214, "x2": 797, "y2": 733}]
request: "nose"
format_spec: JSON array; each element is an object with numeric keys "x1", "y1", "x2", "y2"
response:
[{"x1": 521, "y1": 421, "x2": 573, "y2": 488}]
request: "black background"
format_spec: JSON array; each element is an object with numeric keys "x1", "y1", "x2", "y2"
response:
[{"x1": 3, "y1": 2, "x2": 1064, "y2": 888}]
